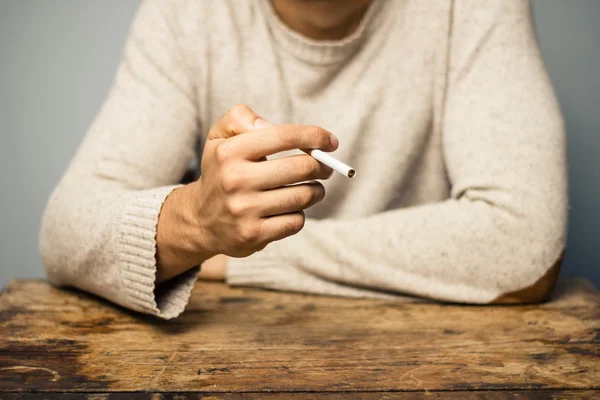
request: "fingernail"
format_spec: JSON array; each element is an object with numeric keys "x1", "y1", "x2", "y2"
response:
[
  {"x1": 329, "y1": 134, "x2": 339, "y2": 149},
  {"x1": 253, "y1": 118, "x2": 273, "y2": 130}
]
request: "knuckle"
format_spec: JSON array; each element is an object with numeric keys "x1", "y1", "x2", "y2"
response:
[
  {"x1": 229, "y1": 104, "x2": 251, "y2": 120},
  {"x1": 298, "y1": 156, "x2": 320, "y2": 178},
  {"x1": 226, "y1": 196, "x2": 249, "y2": 217},
  {"x1": 285, "y1": 183, "x2": 324, "y2": 209},
  {"x1": 239, "y1": 223, "x2": 261, "y2": 243},
  {"x1": 220, "y1": 161, "x2": 249, "y2": 192},
  {"x1": 255, "y1": 228, "x2": 269, "y2": 248},
  {"x1": 215, "y1": 142, "x2": 234, "y2": 163},
  {"x1": 293, "y1": 188, "x2": 311, "y2": 207},
  {"x1": 309, "y1": 126, "x2": 329, "y2": 148},
  {"x1": 255, "y1": 242, "x2": 268, "y2": 252},
  {"x1": 229, "y1": 245, "x2": 254, "y2": 258},
  {"x1": 251, "y1": 235, "x2": 269, "y2": 253},
  {"x1": 281, "y1": 213, "x2": 305, "y2": 237},
  {"x1": 300, "y1": 185, "x2": 323, "y2": 207},
  {"x1": 221, "y1": 170, "x2": 245, "y2": 193}
]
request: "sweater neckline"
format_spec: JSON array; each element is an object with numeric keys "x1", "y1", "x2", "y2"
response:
[{"x1": 258, "y1": 0, "x2": 388, "y2": 66}]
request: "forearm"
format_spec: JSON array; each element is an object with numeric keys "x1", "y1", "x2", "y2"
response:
[
  {"x1": 228, "y1": 194, "x2": 566, "y2": 303},
  {"x1": 40, "y1": 176, "x2": 200, "y2": 318}
]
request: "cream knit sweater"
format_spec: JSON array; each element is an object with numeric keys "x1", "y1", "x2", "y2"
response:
[{"x1": 40, "y1": 0, "x2": 567, "y2": 319}]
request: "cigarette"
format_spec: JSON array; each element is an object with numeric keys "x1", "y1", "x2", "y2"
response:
[{"x1": 309, "y1": 149, "x2": 356, "y2": 178}]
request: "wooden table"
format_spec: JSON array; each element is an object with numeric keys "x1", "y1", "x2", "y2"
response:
[{"x1": 0, "y1": 279, "x2": 598, "y2": 399}]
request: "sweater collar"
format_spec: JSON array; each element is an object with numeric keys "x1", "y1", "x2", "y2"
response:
[{"x1": 258, "y1": 0, "x2": 387, "y2": 66}]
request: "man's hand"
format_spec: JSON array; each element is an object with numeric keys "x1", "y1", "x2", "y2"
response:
[{"x1": 156, "y1": 105, "x2": 337, "y2": 283}]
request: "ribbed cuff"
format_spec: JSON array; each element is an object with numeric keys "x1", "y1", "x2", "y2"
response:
[{"x1": 116, "y1": 185, "x2": 199, "y2": 319}]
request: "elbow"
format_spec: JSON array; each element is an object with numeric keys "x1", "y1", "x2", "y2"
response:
[
  {"x1": 490, "y1": 250, "x2": 563, "y2": 304},
  {"x1": 489, "y1": 208, "x2": 567, "y2": 305}
]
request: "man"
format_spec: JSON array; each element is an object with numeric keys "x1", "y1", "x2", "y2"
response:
[{"x1": 40, "y1": 0, "x2": 567, "y2": 319}]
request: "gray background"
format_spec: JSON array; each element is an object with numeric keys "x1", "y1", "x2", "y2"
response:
[{"x1": 0, "y1": 1, "x2": 598, "y2": 289}]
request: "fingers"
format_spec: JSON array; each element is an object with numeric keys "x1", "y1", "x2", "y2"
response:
[
  {"x1": 258, "y1": 182, "x2": 325, "y2": 217},
  {"x1": 248, "y1": 155, "x2": 334, "y2": 189},
  {"x1": 259, "y1": 211, "x2": 306, "y2": 243},
  {"x1": 207, "y1": 104, "x2": 271, "y2": 140},
  {"x1": 228, "y1": 124, "x2": 339, "y2": 160}
]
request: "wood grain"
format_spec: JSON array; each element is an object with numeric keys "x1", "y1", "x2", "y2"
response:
[
  {"x1": 0, "y1": 278, "x2": 598, "y2": 396},
  {"x1": 1, "y1": 391, "x2": 599, "y2": 399}
]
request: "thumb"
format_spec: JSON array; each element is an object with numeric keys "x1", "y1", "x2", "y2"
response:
[{"x1": 208, "y1": 104, "x2": 273, "y2": 140}]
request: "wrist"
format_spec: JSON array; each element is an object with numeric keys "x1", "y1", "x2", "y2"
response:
[{"x1": 156, "y1": 183, "x2": 215, "y2": 282}]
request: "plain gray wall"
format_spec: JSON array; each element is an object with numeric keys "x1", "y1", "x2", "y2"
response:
[{"x1": 0, "y1": 1, "x2": 598, "y2": 290}]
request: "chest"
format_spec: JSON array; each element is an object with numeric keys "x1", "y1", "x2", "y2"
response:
[
  {"x1": 201, "y1": 23, "x2": 437, "y2": 161},
  {"x1": 192, "y1": 10, "x2": 449, "y2": 215}
]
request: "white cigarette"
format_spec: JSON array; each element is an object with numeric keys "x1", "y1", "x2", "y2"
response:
[{"x1": 309, "y1": 149, "x2": 356, "y2": 179}]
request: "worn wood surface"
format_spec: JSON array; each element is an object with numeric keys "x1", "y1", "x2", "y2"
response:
[
  {"x1": 0, "y1": 279, "x2": 598, "y2": 398},
  {"x1": 1, "y1": 391, "x2": 600, "y2": 399}
]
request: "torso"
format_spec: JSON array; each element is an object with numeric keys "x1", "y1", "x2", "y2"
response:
[{"x1": 183, "y1": 0, "x2": 453, "y2": 218}]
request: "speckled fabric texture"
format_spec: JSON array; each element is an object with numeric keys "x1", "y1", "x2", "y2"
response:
[{"x1": 40, "y1": 0, "x2": 567, "y2": 319}]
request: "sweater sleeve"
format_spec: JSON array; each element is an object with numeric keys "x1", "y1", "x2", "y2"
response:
[
  {"x1": 228, "y1": 0, "x2": 568, "y2": 303},
  {"x1": 40, "y1": 0, "x2": 201, "y2": 319}
]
